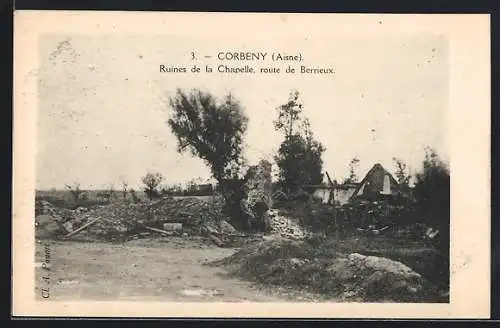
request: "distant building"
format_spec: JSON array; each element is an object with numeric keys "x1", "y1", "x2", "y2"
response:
[
  {"x1": 304, "y1": 183, "x2": 358, "y2": 206},
  {"x1": 304, "y1": 163, "x2": 407, "y2": 206},
  {"x1": 349, "y1": 163, "x2": 402, "y2": 203}
]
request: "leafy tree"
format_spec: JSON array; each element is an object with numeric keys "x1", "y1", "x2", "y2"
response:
[
  {"x1": 413, "y1": 147, "x2": 450, "y2": 230},
  {"x1": 168, "y1": 89, "x2": 248, "y2": 199},
  {"x1": 392, "y1": 157, "x2": 411, "y2": 187},
  {"x1": 141, "y1": 172, "x2": 164, "y2": 200},
  {"x1": 413, "y1": 147, "x2": 450, "y2": 287},
  {"x1": 274, "y1": 91, "x2": 325, "y2": 192},
  {"x1": 344, "y1": 157, "x2": 360, "y2": 184},
  {"x1": 273, "y1": 90, "x2": 303, "y2": 138}
]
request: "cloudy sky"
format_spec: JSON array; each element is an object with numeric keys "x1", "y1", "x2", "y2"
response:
[{"x1": 36, "y1": 34, "x2": 448, "y2": 190}]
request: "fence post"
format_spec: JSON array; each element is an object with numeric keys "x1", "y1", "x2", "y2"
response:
[{"x1": 325, "y1": 171, "x2": 338, "y2": 238}]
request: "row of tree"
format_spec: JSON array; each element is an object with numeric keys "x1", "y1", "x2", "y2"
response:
[
  {"x1": 167, "y1": 89, "x2": 329, "y2": 196},
  {"x1": 141, "y1": 173, "x2": 215, "y2": 199}
]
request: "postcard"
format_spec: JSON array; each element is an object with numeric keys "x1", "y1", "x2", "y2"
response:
[{"x1": 12, "y1": 11, "x2": 490, "y2": 318}]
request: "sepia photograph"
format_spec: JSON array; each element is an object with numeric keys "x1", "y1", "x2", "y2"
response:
[{"x1": 13, "y1": 12, "x2": 490, "y2": 318}]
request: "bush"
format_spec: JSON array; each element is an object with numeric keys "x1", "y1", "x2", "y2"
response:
[
  {"x1": 141, "y1": 172, "x2": 164, "y2": 200},
  {"x1": 412, "y1": 147, "x2": 450, "y2": 289}
]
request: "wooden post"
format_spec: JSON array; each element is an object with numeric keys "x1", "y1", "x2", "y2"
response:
[
  {"x1": 325, "y1": 171, "x2": 338, "y2": 237},
  {"x1": 63, "y1": 217, "x2": 102, "y2": 239}
]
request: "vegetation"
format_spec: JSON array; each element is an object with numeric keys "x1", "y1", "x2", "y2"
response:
[
  {"x1": 141, "y1": 172, "x2": 164, "y2": 200},
  {"x1": 168, "y1": 89, "x2": 248, "y2": 200},
  {"x1": 119, "y1": 176, "x2": 128, "y2": 201},
  {"x1": 129, "y1": 188, "x2": 142, "y2": 203},
  {"x1": 413, "y1": 147, "x2": 450, "y2": 248},
  {"x1": 96, "y1": 185, "x2": 115, "y2": 202},
  {"x1": 274, "y1": 91, "x2": 325, "y2": 192},
  {"x1": 36, "y1": 188, "x2": 115, "y2": 210},
  {"x1": 392, "y1": 157, "x2": 411, "y2": 188},
  {"x1": 35, "y1": 86, "x2": 452, "y2": 300},
  {"x1": 65, "y1": 182, "x2": 85, "y2": 203},
  {"x1": 343, "y1": 157, "x2": 360, "y2": 184}
]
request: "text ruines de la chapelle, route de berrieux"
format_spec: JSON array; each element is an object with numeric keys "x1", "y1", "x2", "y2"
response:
[{"x1": 159, "y1": 51, "x2": 335, "y2": 75}]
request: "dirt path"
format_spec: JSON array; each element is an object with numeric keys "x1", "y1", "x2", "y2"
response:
[{"x1": 35, "y1": 237, "x2": 316, "y2": 302}]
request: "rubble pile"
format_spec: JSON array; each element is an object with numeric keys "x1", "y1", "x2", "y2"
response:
[
  {"x1": 245, "y1": 160, "x2": 273, "y2": 211},
  {"x1": 35, "y1": 200, "x2": 75, "y2": 238},
  {"x1": 267, "y1": 209, "x2": 312, "y2": 240},
  {"x1": 35, "y1": 200, "x2": 74, "y2": 222},
  {"x1": 66, "y1": 202, "x2": 143, "y2": 242},
  {"x1": 241, "y1": 160, "x2": 274, "y2": 231},
  {"x1": 139, "y1": 196, "x2": 227, "y2": 232},
  {"x1": 34, "y1": 196, "x2": 236, "y2": 242}
]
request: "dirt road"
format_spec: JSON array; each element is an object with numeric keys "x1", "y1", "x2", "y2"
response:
[{"x1": 35, "y1": 237, "x2": 318, "y2": 302}]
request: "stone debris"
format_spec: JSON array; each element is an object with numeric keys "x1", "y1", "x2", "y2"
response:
[
  {"x1": 267, "y1": 209, "x2": 312, "y2": 240},
  {"x1": 243, "y1": 160, "x2": 274, "y2": 231},
  {"x1": 62, "y1": 221, "x2": 74, "y2": 233},
  {"x1": 219, "y1": 219, "x2": 237, "y2": 234},
  {"x1": 34, "y1": 197, "x2": 235, "y2": 242},
  {"x1": 163, "y1": 223, "x2": 183, "y2": 231},
  {"x1": 35, "y1": 200, "x2": 73, "y2": 222},
  {"x1": 346, "y1": 253, "x2": 422, "y2": 278},
  {"x1": 201, "y1": 219, "x2": 264, "y2": 248},
  {"x1": 245, "y1": 160, "x2": 273, "y2": 210},
  {"x1": 326, "y1": 253, "x2": 427, "y2": 301}
]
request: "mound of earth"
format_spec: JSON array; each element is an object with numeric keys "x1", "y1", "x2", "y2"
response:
[{"x1": 211, "y1": 237, "x2": 443, "y2": 302}]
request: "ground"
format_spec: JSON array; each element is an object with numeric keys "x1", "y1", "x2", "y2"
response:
[
  {"x1": 35, "y1": 237, "x2": 326, "y2": 302},
  {"x1": 34, "y1": 192, "x2": 448, "y2": 302}
]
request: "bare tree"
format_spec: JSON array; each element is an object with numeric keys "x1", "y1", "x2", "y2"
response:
[{"x1": 119, "y1": 176, "x2": 128, "y2": 201}]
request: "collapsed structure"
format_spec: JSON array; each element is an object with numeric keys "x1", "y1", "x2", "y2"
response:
[
  {"x1": 302, "y1": 163, "x2": 414, "y2": 230},
  {"x1": 305, "y1": 163, "x2": 406, "y2": 205},
  {"x1": 349, "y1": 163, "x2": 404, "y2": 203},
  {"x1": 243, "y1": 159, "x2": 274, "y2": 232},
  {"x1": 34, "y1": 162, "x2": 418, "y2": 242}
]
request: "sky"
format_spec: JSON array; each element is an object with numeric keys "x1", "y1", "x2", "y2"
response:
[{"x1": 36, "y1": 34, "x2": 448, "y2": 190}]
